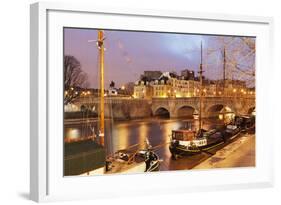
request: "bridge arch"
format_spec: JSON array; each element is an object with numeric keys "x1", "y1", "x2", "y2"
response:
[
  {"x1": 176, "y1": 105, "x2": 197, "y2": 119},
  {"x1": 206, "y1": 104, "x2": 235, "y2": 122},
  {"x1": 154, "y1": 106, "x2": 170, "y2": 118}
]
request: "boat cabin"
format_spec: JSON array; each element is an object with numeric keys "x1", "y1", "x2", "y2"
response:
[{"x1": 172, "y1": 129, "x2": 196, "y2": 141}]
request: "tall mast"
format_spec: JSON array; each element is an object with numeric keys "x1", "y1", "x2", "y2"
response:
[
  {"x1": 222, "y1": 47, "x2": 226, "y2": 122},
  {"x1": 198, "y1": 42, "x2": 204, "y2": 131},
  {"x1": 223, "y1": 47, "x2": 226, "y2": 95},
  {"x1": 97, "y1": 30, "x2": 105, "y2": 146}
]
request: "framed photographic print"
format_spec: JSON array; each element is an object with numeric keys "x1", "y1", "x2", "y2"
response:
[{"x1": 30, "y1": 2, "x2": 274, "y2": 202}]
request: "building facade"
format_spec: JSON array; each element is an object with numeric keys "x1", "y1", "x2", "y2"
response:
[{"x1": 134, "y1": 70, "x2": 253, "y2": 99}]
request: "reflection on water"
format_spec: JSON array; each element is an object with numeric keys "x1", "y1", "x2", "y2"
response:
[
  {"x1": 64, "y1": 118, "x2": 222, "y2": 153},
  {"x1": 65, "y1": 128, "x2": 81, "y2": 140},
  {"x1": 64, "y1": 118, "x2": 226, "y2": 170}
]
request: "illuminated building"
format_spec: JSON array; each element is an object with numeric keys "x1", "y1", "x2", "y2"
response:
[{"x1": 133, "y1": 70, "x2": 252, "y2": 99}]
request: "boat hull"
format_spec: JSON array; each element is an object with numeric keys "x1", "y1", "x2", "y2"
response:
[
  {"x1": 169, "y1": 140, "x2": 224, "y2": 158},
  {"x1": 169, "y1": 128, "x2": 241, "y2": 159}
]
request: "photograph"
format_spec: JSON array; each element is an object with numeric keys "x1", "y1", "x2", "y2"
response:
[{"x1": 63, "y1": 28, "x2": 256, "y2": 176}]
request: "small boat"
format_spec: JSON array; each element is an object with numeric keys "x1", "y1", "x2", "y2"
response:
[{"x1": 105, "y1": 146, "x2": 160, "y2": 174}]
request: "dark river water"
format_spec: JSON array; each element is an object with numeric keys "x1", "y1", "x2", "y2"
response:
[{"x1": 64, "y1": 117, "x2": 228, "y2": 171}]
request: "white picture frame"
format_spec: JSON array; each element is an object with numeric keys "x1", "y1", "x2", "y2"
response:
[{"x1": 30, "y1": 2, "x2": 274, "y2": 202}]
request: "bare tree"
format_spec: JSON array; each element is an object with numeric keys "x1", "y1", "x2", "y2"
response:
[
  {"x1": 206, "y1": 36, "x2": 255, "y2": 87},
  {"x1": 64, "y1": 55, "x2": 89, "y2": 105}
]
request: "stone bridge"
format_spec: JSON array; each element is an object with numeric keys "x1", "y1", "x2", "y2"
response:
[
  {"x1": 70, "y1": 97, "x2": 153, "y2": 119},
  {"x1": 70, "y1": 96, "x2": 255, "y2": 119}
]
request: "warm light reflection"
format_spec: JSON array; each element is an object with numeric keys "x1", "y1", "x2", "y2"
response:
[
  {"x1": 112, "y1": 124, "x2": 130, "y2": 151},
  {"x1": 138, "y1": 122, "x2": 149, "y2": 149},
  {"x1": 65, "y1": 128, "x2": 81, "y2": 140}
]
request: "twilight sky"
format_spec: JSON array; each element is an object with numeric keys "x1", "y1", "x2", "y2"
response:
[{"x1": 64, "y1": 28, "x2": 255, "y2": 88}]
